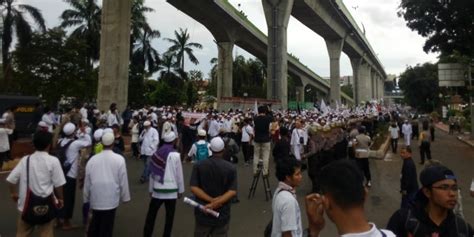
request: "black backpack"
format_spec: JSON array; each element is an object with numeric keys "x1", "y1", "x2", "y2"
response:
[{"x1": 54, "y1": 139, "x2": 74, "y2": 172}]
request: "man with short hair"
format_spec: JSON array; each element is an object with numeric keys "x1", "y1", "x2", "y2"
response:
[
  {"x1": 305, "y1": 160, "x2": 395, "y2": 237},
  {"x1": 7, "y1": 131, "x2": 66, "y2": 237},
  {"x1": 253, "y1": 106, "x2": 272, "y2": 176},
  {"x1": 387, "y1": 164, "x2": 473, "y2": 236},
  {"x1": 271, "y1": 158, "x2": 303, "y2": 237},
  {"x1": 83, "y1": 132, "x2": 130, "y2": 237},
  {"x1": 190, "y1": 137, "x2": 237, "y2": 237},
  {"x1": 399, "y1": 146, "x2": 418, "y2": 209}
]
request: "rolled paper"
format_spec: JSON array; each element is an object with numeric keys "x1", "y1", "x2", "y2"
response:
[{"x1": 183, "y1": 197, "x2": 220, "y2": 218}]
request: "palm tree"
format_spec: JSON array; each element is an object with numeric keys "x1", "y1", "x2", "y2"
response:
[
  {"x1": 164, "y1": 28, "x2": 202, "y2": 71},
  {"x1": 0, "y1": 0, "x2": 46, "y2": 89},
  {"x1": 131, "y1": 0, "x2": 154, "y2": 43},
  {"x1": 132, "y1": 24, "x2": 161, "y2": 74},
  {"x1": 60, "y1": 0, "x2": 101, "y2": 66}
]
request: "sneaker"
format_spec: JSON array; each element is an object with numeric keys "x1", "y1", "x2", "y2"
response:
[{"x1": 366, "y1": 181, "x2": 372, "y2": 187}]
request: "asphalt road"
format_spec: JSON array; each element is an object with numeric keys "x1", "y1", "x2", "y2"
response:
[{"x1": 0, "y1": 128, "x2": 473, "y2": 236}]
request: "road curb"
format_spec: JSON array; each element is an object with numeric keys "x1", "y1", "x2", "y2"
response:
[{"x1": 435, "y1": 123, "x2": 474, "y2": 148}]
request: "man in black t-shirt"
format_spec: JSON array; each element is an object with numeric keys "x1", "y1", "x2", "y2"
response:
[
  {"x1": 253, "y1": 106, "x2": 272, "y2": 176},
  {"x1": 190, "y1": 137, "x2": 237, "y2": 236}
]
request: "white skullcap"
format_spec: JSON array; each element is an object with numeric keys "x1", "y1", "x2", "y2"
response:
[
  {"x1": 103, "y1": 128, "x2": 114, "y2": 135},
  {"x1": 162, "y1": 132, "x2": 177, "y2": 143},
  {"x1": 38, "y1": 121, "x2": 48, "y2": 128},
  {"x1": 101, "y1": 132, "x2": 115, "y2": 146},
  {"x1": 198, "y1": 129, "x2": 207, "y2": 137},
  {"x1": 144, "y1": 121, "x2": 151, "y2": 126},
  {"x1": 82, "y1": 119, "x2": 89, "y2": 124},
  {"x1": 93, "y1": 129, "x2": 104, "y2": 142},
  {"x1": 210, "y1": 137, "x2": 225, "y2": 152},
  {"x1": 63, "y1": 123, "x2": 76, "y2": 135},
  {"x1": 93, "y1": 109, "x2": 100, "y2": 114}
]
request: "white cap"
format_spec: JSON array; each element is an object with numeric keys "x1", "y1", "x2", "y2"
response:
[
  {"x1": 162, "y1": 132, "x2": 177, "y2": 143},
  {"x1": 93, "y1": 129, "x2": 104, "y2": 142},
  {"x1": 210, "y1": 137, "x2": 225, "y2": 152},
  {"x1": 63, "y1": 123, "x2": 76, "y2": 135},
  {"x1": 144, "y1": 121, "x2": 151, "y2": 126},
  {"x1": 198, "y1": 129, "x2": 207, "y2": 137},
  {"x1": 102, "y1": 132, "x2": 115, "y2": 146},
  {"x1": 103, "y1": 128, "x2": 114, "y2": 135},
  {"x1": 38, "y1": 121, "x2": 48, "y2": 128},
  {"x1": 82, "y1": 118, "x2": 89, "y2": 124}
]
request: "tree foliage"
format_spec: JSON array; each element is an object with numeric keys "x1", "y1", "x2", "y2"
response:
[
  {"x1": 0, "y1": 0, "x2": 46, "y2": 91},
  {"x1": 398, "y1": 63, "x2": 440, "y2": 112},
  {"x1": 11, "y1": 28, "x2": 96, "y2": 105},
  {"x1": 398, "y1": 0, "x2": 474, "y2": 57},
  {"x1": 165, "y1": 28, "x2": 203, "y2": 71}
]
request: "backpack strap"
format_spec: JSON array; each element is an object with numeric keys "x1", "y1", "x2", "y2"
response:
[
  {"x1": 454, "y1": 214, "x2": 469, "y2": 237},
  {"x1": 404, "y1": 209, "x2": 420, "y2": 236}
]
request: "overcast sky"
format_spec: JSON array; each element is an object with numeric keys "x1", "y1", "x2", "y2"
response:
[{"x1": 20, "y1": 0, "x2": 439, "y2": 79}]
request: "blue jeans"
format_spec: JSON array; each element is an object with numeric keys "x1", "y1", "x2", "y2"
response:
[{"x1": 141, "y1": 155, "x2": 151, "y2": 180}]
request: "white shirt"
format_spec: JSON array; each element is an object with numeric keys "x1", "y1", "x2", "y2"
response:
[
  {"x1": 83, "y1": 150, "x2": 131, "y2": 210},
  {"x1": 208, "y1": 119, "x2": 220, "y2": 137},
  {"x1": 388, "y1": 126, "x2": 399, "y2": 139},
  {"x1": 0, "y1": 127, "x2": 13, "y2": 152},
  {"x1": 271, "y1": 183, "x2": 302, "y2": 237},
  {"x1": 402, "y1": 123, "x2": 412, "y2": 135},
  {"x1": 470, "y1": 178, "x2": 474, "y2": 192},
  {"x1": 290, "y1": 128, "x2": 306, "y2": 160},
  {"x1": 140, "y1": 127, "x2": 159, "y2": 156},
  {"x1": 6, "y1": 151, "x2": 66, "y2": 212},
  {"x1": 149, "y1": 151, "x2": 184, "y2": 199},
  {"x1": 341, "y1": 223, "x2": 395, "y2": 237},
  {"x1": 187, "y1": 140, "x2": 212, "y2": 158},
  {"x1": 59, "y1": 133, "x2": 92, "y2": 179},
  {"x1": 131, "y1": 123, "x2": 139, "y2": 143},
  {"x1": 107, "y1": 111, "x2": 121, "y2": 127},
  {"x1": 80, "y1": 107, "x2": 88, "y2": 120},
  {"x1": 41, "y1": 113, "x2": 55, "y2": 133},
  {"x1": 241, "y1": 125, "x2": 254, "y2": 142}
]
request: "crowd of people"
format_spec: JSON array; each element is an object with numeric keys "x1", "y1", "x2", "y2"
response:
[{"x1": 3, "y1": 100, "x2": 474, "y2": 237}]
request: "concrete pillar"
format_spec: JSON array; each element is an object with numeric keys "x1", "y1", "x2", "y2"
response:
[
  {"x1": 262, "y1": 0, "x2": 294, "y2": 109},
  {"x1": 370, "y1": 70, "x2": 376, "y2": 100},
  {"x1": 375, "y1": 74, "x2": 380, "y2": 100},
  {"x1": 296, "y1": 85, "x2": 305, "y2": 104},
  {"x1": 358, "y1": 63, "x2": 372, "y2": 103},
  {"x1": 325, "y1": 39, "x2": 344, "y2": 107},
  {"x1": 380, "y1": 76, "x2": 385, "y2": 98},
  {"x1": 216, "y1": 42, "x2": 234, "y2": 100},
  {"x1": 97, "y1": 0, "x2": 132, "y2": 112},
  {"x1": 350, "y1": 57, "x2": 362, "y2": 105}
]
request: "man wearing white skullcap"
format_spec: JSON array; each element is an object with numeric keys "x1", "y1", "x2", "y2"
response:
[
  {"x1": 190, "y1": 137, "x2": 237, "y2": 236},
  {"x1": 57, "y1": 122, "x2": 91, "y2": 230},
  {"x1": 84, "y1": 132, "x2": 130, "y2": 237},
  {"x1": 139, "y1": 120, "x2": 160, "y2": 183}
]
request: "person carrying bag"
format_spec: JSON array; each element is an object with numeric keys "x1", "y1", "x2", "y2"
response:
[{"x1": 22, "y1": 156, "x2": 60, "y2": 225}]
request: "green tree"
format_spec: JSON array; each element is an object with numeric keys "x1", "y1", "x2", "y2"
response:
[
  {"x1": 11, "y1": 28, "x2": 94, "y2": 105},
  {"x1": 398, "y1": 0, "x2": 474, "y2": 57},
  {"x1": 341, "y1": 84, "x2": 354, "y2": 98},
  {"x1": 165, "y1": 28, "x2": 202, "y2": 71},
  {"x1": 398, "y1": 63, "x2": 440, "y2": 112},
  {"x1": 0, "y1": 0, "x2": 46, "y2": 91},
  {"x1": 60, "y1": 0, "x2": 101, "y2": 65}
]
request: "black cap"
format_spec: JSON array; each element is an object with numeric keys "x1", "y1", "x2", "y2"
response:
[{"x1": 420, "y1": 165, "x2": 456, "y2": 187}]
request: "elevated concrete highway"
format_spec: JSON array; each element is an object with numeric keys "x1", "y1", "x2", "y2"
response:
[
  {"x1": 97, "y1": 0, "x2": 385, "y2": 111},
  {"x1": 291, "y1": 0, "x2": 386, "y2": 104},
  {"x1": 167, "y1": 0, "x2": 352, "y2": 109}
]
